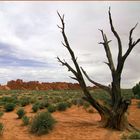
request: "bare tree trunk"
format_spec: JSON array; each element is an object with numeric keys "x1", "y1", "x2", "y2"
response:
[{"x1": 57, "y1": 7, "x2": 140, "y2": 131}]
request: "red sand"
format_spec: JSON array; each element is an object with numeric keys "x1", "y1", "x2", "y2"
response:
[{"x1": 0, "y1": 99, "x2": 140, "y2": 140}]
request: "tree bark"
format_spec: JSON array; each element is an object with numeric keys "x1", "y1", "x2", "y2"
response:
[
  {"x1": 101, "y1": 99, "x2": 130, "y2": 130},
  {"x1": 57, "y1": 8, "x2": 140, "y2": 131}
]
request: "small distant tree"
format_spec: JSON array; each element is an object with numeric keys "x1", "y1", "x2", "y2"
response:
[
  {"x1": 57, "y1": 7, "x2": 140, "y2": 130},
  {"x1": 132, "y1": 82, "x2": 140, "y2": 98}
]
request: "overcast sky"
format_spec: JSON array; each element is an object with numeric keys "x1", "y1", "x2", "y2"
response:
[{"x1": 0, "y1": 1, "x2": 140, "y2": 88}]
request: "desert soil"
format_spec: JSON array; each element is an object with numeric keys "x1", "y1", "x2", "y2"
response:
[{"x1": 0, "y1": 99, "x2": 140, "y2": 140}]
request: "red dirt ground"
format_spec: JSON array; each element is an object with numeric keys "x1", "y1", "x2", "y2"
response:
[{"x1": 0, "y1": 99, "x2": 140, "y2": 140}]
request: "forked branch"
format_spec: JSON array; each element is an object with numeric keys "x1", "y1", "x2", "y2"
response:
[
  {"x1": 81, "y1": 67, "x2": 111, "y2": 94},
  {"x1": 57, "y1": 57, "x2": 77, "y2": 77},
  {"x1": 123, "y1": 23, "x2": 140, "y2": 61},
  {"x1": 109, "y1": 7, "x2": 122, "y2": 61},
  {"x1": 57, "y1": 12, "x2": 110, "y2": 114},
  {"x1": 99, "y1": 29, "x2": 115, "y2": 72}
]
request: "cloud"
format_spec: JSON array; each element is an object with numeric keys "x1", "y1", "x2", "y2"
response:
[
  {"x1": 0, "y1": 42, "x2": 50, "y2": 67},
  {"x1": 0, "y1": 1, "x2": 139, "y2": 88}
]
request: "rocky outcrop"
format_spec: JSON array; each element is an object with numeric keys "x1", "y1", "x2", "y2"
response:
[
  {"x1": 0, "y1": 85, "x2": 10, "y2": 90},
  {"x1": 5, "y1": 79, "x2": 81, "y2": 90}
]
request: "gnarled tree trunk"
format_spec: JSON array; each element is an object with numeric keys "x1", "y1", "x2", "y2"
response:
[{"x1": 57, "y1": 7, "x2": 140, "y2": 130}]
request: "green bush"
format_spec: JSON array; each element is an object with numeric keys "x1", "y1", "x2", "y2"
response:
[
  {"x1": 0, "y1": 112, "x2": 4, "y2": 118},
  {"x1": 83, "y1": 102, "x2": 90, "y2": 110},
  {"x1": 41, "y1": 100, "x2": 50, "y2": 108},
  {"x1": 32, "y1": 103, "x2": 39, "y2": 113},
  {"x1": 121, "y1": 133, "x2": 128, "y2": 139},
  {"x1": 128, "y1": 132, "x2": 140, "y2": 139},
  {"x1": 47, "y1": 105, "x2": 56, "y2": 113},
  {"x1": 57, "y1": 102, "x2": 68, "y2": 111},
  {"x1": 0, "y1": 122, "x2": 4, "y2": 135},
  {"x1": 30, "y1": 111, "x2": 56, "y2": 135},
  {"x1": 66, "y1": 100, "x2": 72, "y2": 108},
  {"x1": 1, "y1": 96, "x2": 18, "y2": 104},
  {"x1": 38, "y1": 101, "x2": 46, "y2": 109},
  {"x1": 30, "y1": 97, "x2": 37, "y2": 104},
  {"x1": 20, "y1": 97, "x2": 30, "y2": 107},
  {"x1": 121, "y1": 132, "x2": 140, "y2": 139},
  {"x1": 22, "y1": 116, "x2": 30, "y2": 125},
  {"x1": 16, "y1": 108, "x2": 25, "y2": 119},
  {"x1": 137, "y1": 102, "x2": 140, "y2": 108},
  {"x1": 71, "y1": 98, "x2": 84, "y2": 106},
  {"x1": 4, "y1": 103, "x2": 15, "y2": 112},
  {"x1": 132, "y1": 82, "x2": 140, "y2": 99}
]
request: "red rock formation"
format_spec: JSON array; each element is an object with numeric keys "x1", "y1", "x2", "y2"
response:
[
  {"x1": 5, "y1": 79, "x2": 81, "y2": 90},
  {"x1": 0, "y1": 79, "x2": 96, "y2": 90},
  {"x1": 0, "y1": 85, "x2": 10, "y2": 90}
]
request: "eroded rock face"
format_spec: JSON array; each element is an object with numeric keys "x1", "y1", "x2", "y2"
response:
[
  {"x1": 4, "y1": 79, "x2": 81, "y2": 90},
  {"x1": 0, "y1": 85, "x2": 10, "y2": 90}
]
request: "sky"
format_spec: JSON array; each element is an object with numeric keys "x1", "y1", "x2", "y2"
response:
[{"x1": 0, "y1": 1, "x2": 140, "y2": 88}]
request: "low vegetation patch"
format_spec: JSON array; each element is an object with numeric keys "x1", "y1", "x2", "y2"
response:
[
  {"x1": 121, "y1": 132, "x2": 140, "y2": 139},
  {"x1": 32, "y1": 103, "x2": 39, "y2": 113},
  {"x1": 30, "y1": 111, "x2": 56, "y2": 135},
  {"x1": 0, "y1": 112, "x2": 4, "y2": 118},
  {"x1": 137, "y1": 102, "x2": 140, "y2": 108},
  {"x1": 16, "y1": 108, "x2": 25, "y2": 119},
  {"x1": 20, "y1": 97, "x2": 31, "y2": 107},
  {"x1": 47, "y1": 105, "x2": 56, "y2": 113},
  {"x1": 57, "y1": 102, "x2": 68, "y2": 111},
  {"x1": 132, "y1": 82, "x2": 140, "y2": 99},
  {"x1": 0, "y1": 122, "x2": 4, "y2": 135},
  {"x1": 22, "y1": 116, "x2": 30, "y2": 126},
  {"x1": 4, "y1": 103, "x2": 15, "y2": 112}
]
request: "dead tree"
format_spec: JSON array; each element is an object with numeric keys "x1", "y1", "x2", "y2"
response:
[{"x1": 57, "y1": 8, "x2": 140, "y2": 130}]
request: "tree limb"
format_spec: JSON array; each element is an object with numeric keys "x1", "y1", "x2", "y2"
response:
[
  {"x1": 57, "y1": 57, "x2": 77, "y2": 76},
  {"x1": 57, "y1": 12, "x2": 110, "y2": 114},
  {"x1": 81, "y1": 67, "x2": 111, "y2": 94},
  {"x1": 99, "y1": 29, "x2": 115, "y2": 72},
  {"x1": 108, "y1": 7, "x2": 122, "y2": 61},
  {"x1": 69, "y1": 76, "x2": 78, "y2": 81},
  {"x1": 123, "y1": 23, "x2": 140, "y2": 61}
]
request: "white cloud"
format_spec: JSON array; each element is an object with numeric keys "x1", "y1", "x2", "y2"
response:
[{"x1": 0, "y1": 1, "x2": 139, "y2": 88}]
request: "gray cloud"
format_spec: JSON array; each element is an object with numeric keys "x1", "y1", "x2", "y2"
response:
[
  {"x1": 0, "y1": 1, "x2": 139, "y2": 88},
  {"x1": 0, "y1": 42, "x2": 51, "y2": 67}
]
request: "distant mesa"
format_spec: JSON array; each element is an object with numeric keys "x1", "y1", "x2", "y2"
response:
[{"x1": 0, "y1": 79, "x2": 97, "y2": 90}]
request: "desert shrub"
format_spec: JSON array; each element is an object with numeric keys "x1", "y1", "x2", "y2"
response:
[
  {"x1": 71, "y1": 99, "x2": 78, "y2": 105},
  {"x1": 132, "y1": 82, "x2": 140, "y2": 99},
  {"x1": 4, "y1": 103, "x2": 15, "y2": 112},
  {"x1": 32, "y1": 103, "x2": 39, "y2": 113},
  {"x1": 83, "y1": 102, "x2": 90, "y2": 110},
  {"x1": 71, "y1": 98, "x2": 84, "y2": 106},
  {"x1": 47, "y1": 105, "x2": 56, "y2": 113},
  {"x1": 30, "y1": 97, "x2": 37, "y2": 104},
  {"x1": 32, "y1": 105, "x2": 38, "y2": 113},
  {"x1": 1, "y1": 96, "x2": 18, "y2": 104},
  {"x1": 57, "y1": 102, "x2": 68, "y2": 111},
  {"x1": 38, "y1": 101, "x2": 47, "y2": 109},
  {"x1": 30, "y1": 111, "x2": 56, "y2": 135},
  {"x1": 128, "y1": 132, "x2": 140, "y2": 139},
  {"x1": 20, "y1": 97, "x2": 30, "y2": 107},
  {"x1": 137, "y1": 102, "x2": 140, "y2": 108},
  {"x1": 121, "y1": 132, "x2": 140, "y2": 139},
  {"x1": 16, "y1": 108, "x2": 25, "y2": 119},
  {"x1": 0, "y1": 122, "x2": 4, "y2": 135},
  {"x1": 0, "y1": 112, "x2": 4, "y2": 118},
  {"x1": 22, "y1": 116, "x2": 30, "y2": 125},
  {"x1": 52, "y1": 96, "x2": 62, "y2": 103},
  {"x1": 40, "y1": 100, "x2": 50, "y2": 108},
  {"x1": 121, "y1": 133, "x2": 128, "y2": 139},
  {"x1": 87, "y1": 108, "x2": 94, "y2": 113},
  {"x1": 66, "y1": 101, "x2": 72, "y2": 108}
]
